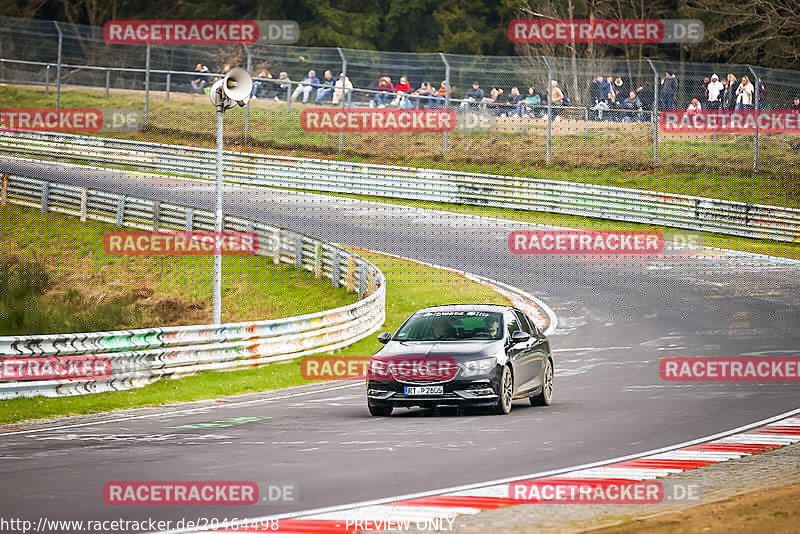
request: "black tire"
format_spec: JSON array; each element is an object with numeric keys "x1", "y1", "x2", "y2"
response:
[
  {"x1": 530, "y1": 358, "x2": 554, "y2": 406},
  {"x1": 494, "y1": 365, "x2": 513, "y2": 415},
  {"x1": 368, "y1": 404, "x2": 393, "y2": 416}
]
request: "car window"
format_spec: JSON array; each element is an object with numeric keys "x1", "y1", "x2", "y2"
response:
[
  {"x1": 514, "y1": 310, "x2": 533, "y2": 334},
  {"x1": 504, "y1": 311, "x2": 520, "y2": 338},
  {"x1": 394, "y1": 311, "x2": 504, "y2": 341}
]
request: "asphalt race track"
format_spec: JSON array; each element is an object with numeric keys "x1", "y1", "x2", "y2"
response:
[{"x1": 1, "y1": 157, "x2": 799, "y2": 531}]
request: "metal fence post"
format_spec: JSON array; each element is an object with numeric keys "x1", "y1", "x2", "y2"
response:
[
  {"x1": 45, "y1": 64, "x2": 50, "y2": 95},
  {"x1": 439, "y1": 52, "x2": 450, "y2": 159},
  {"x1": 244, "y1": 44, "x2": 252, "y2": 143},
  {"x1": 286, "y1": 81, "x2": 292, "y2": 113},
  {"x1": 647, "y1": 59, "x2": 659, "y2": 165},
  {"x1": 144, "y1": 43, "x2": 151, "y2": 123},
  {"x1": 337, "y1": 47, "x2": 347, "y2": 155},
  {"x1": 166, "y1": 72, "x2": 171, "y2": 102},
  {"x1": 748, "y1": 66, "x2": 759, "y2": 170},
  {"x1": 542, "y1": 56, "x2": 552, "y2": 165},
  {"x1": 53, "y1": 21, "x2": 62, "y2": 111},
  {"x1": 105, "y1": 69, "x2": 110, "y2": 99},
  {"x1": 185, "y1": 208, "x2": 193, "y2": 232}
]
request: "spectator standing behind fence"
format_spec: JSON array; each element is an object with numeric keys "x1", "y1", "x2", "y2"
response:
[
  {"x1": 612, "y1": 76, "x2": 627, "y2": 121},
  {"x1": 700, "y1": 77, "x2": 710, "y2": 104},
  {"x1": 460, "y1": 81, "x2": 485, "y2": 108},
  {"x1": 736, "y1": 76, "x2": 754, "y2": 110},
  {"x1": 549, "y1": 80, "x2": 564, "y2": 120},
  {"x1": 757, "y1": 80, "x2": 766, "y2": 109},
  {"x1": 332, "y1": 72, "x2": 353, "y2": 105},
  {"x1": 687, "y1": 98, "x2": 702, "y2": 112},
  {"x1": 661, "y1": 71, "x2": 677, "y2": 110},
  {"x1": 291, "y1": 70, "x2": 319, "y2": 103},
  {"x1": 315, "y1": 70, "x2": 335, "y2": 103},
  {"x1": 723, "y1": 74, "x2": 738, "y2": 109},
  {"x1": 434, "y1": 81, "x2": 450, "y2": 108},
  {"x1": 190, "y1": 64, "x2": 209, "y2": 94},
  {"x1": 791, "y1": 96, "x2": 800, "y2": 111},
  {"x1": 707, "y1": 74, "x2": 724, "y2": 110},
  {"x1": 589, "y1": 75, "x2": 606, "y2": 120}
]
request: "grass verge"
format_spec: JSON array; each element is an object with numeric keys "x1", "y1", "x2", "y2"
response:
[
  {"x1": 0, "y1": 247, "x2": 511, "y2": 424},
  {"x1": 0, "y1": 203, "x2": 357, "y2": 333}
]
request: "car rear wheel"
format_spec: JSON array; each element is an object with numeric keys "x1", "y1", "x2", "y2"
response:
[
  {"x1": 368, "y1": 404, "x2": 393, "y2": 416},
  {"x1": 494, "y1": 365, "x2": 513, "y2": 415},
  {"x1": 530, "y1": 358, "x2": 553, "y2": 406}
]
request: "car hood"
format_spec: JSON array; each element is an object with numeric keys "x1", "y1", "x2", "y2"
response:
[{"x1": 373, "y1": 340, "x2": 503, "y2": 361}]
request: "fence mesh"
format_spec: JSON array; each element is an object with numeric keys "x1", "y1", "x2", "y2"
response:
[{"x1": 1, "y1": 16, "x2": 799, "y2": 207}]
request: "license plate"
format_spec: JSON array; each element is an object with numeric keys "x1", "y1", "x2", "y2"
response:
[{"x1": 404, "y1": 386, "x2": 444, "y2": 395}]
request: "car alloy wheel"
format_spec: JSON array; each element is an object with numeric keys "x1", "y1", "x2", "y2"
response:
[
  {"x1": 531, "y1": 358, "x2": 553, "y2": 406},
  {"x1": 494, "y1": 365, "x2": 513, "y2": 415}
]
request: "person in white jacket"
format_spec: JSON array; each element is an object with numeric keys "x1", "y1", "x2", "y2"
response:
[
  {"x1": 332, "y1": 73, "x2": 353, "y2": 105},
  {"x1": 707, "y1": 74, "x2": 724, "y2": 109},
  {"x1": 736, "y1": 76, "x2": 754, "y2": 110}
]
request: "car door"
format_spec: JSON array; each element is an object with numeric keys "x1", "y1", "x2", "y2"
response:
[
  {"x1": 503, "y1": 310, "x2": 533, "y2": 393},
  {"x1": 516, "y1": 310, "x2": 546, "y2": 392}
]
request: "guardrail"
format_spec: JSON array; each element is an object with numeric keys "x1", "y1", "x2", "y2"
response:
[
  {"x1": 2, "y1": 131, "x2": 798, "y2": 242},
  {"x1": 0, "y1": 173, "x2": 386, "y2": 399}
]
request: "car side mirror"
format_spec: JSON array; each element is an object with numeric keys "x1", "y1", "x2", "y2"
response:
[
  {"x1": 377, "y1": 332, "x2": 392, "y2": 344},
  {"x1": 511, "y1": 330, "x2": 531, "y2": 344}
]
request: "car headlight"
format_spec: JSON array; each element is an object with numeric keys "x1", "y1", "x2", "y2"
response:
[{"x1": 462, "y1": 357, "x2": 497, "y2": 374}]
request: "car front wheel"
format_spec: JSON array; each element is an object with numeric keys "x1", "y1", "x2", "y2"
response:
[
  {"x1": 494, "y1": 365, "x2": 513, "y2": 415},
  {"x1": 531, "y1": 358, "x2": 553, "y2": 406}
]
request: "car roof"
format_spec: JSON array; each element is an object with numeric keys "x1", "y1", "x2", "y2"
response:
[{"x1": 414, "y1": 304, "x2": 516, "y2": 314}]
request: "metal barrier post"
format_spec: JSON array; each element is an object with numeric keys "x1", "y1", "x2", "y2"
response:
[
  {"x1": 40, "y1": 182, "x2": 49, "y2": 212},
  {"x1": 185, "y1": 208, "x2": 193, "y2": 232},
  {"x1": 358, "y1": 262, "x2": 367, "y2": 299},
  {"x1": 45, "y1": 64, "x2": 50, "y2": 95},
  {"x1": 439, "y1": 52, "x2": 450, "y2": 159},
  {"x1": 295, "y1": 235, "x2": 304, "y2": 268},
  {"x1": 337, "y1": 47, "x2": 347, "y2": 155},
  {"x1": 584, "y1": 107, "x2": 589, "y2": 137},
  {"x1": 244, "y1": 44, "x2": 251, "y2": 143},
  {"x1": 166, "y1": 72, "x2": 171, "y2": 102},
  {"x1": 748, "y1": 66, "x2": 759, "y2": 170},
  {"x1": 542, "y1": 56, "x2": 552, "y2": 164},
  {"x1": 116, "y1": 196, "x2": 125, "y2": 226},
  {"x1": 314, "y1": 243, "x2": 322, "y2": 279},
  {"x1": 286, "y1": 81, "x2": 291, "y2": 113},
  {"x1": 1, "y1": 173, "x2": 7, "y2": 206},
  {"x1": 80, "y1": 187, "x2": 87, "y2": 221},
  {"x1": 647, "y1": 59, "x2": 659, "y2": 164},
  {"x1": 152, "y1": 200, "x2": 160, "y2": 231},
  {"x1": 53, "y1": 21, "x2": 62, "y2": 111},
  {"x1": 331, "y1": 250, "x2": 341, "y2": 287},
  {"x1": 105, "y1": 69, "x2": 110, "y2": 99},
  {"x1": 144, "y1": 43, "x2": 151, "y2": 123}
]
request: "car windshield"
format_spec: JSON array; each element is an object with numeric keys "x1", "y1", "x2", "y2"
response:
[{"x1": 393, "y1": 311, "x2": 504, "y2": 342}]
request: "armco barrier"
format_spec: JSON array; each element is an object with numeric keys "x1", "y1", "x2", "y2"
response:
[
  {"x1": 1, "y1": 131, "x2": 798, "y2": 242},
  {"x1": 0, "y1": 174, "x2": 385, "y2": 399}
]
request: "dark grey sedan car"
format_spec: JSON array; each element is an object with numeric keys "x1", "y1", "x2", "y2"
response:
[{"x1": 366, "y1": 304, "x2": 553, "y2": 416}]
